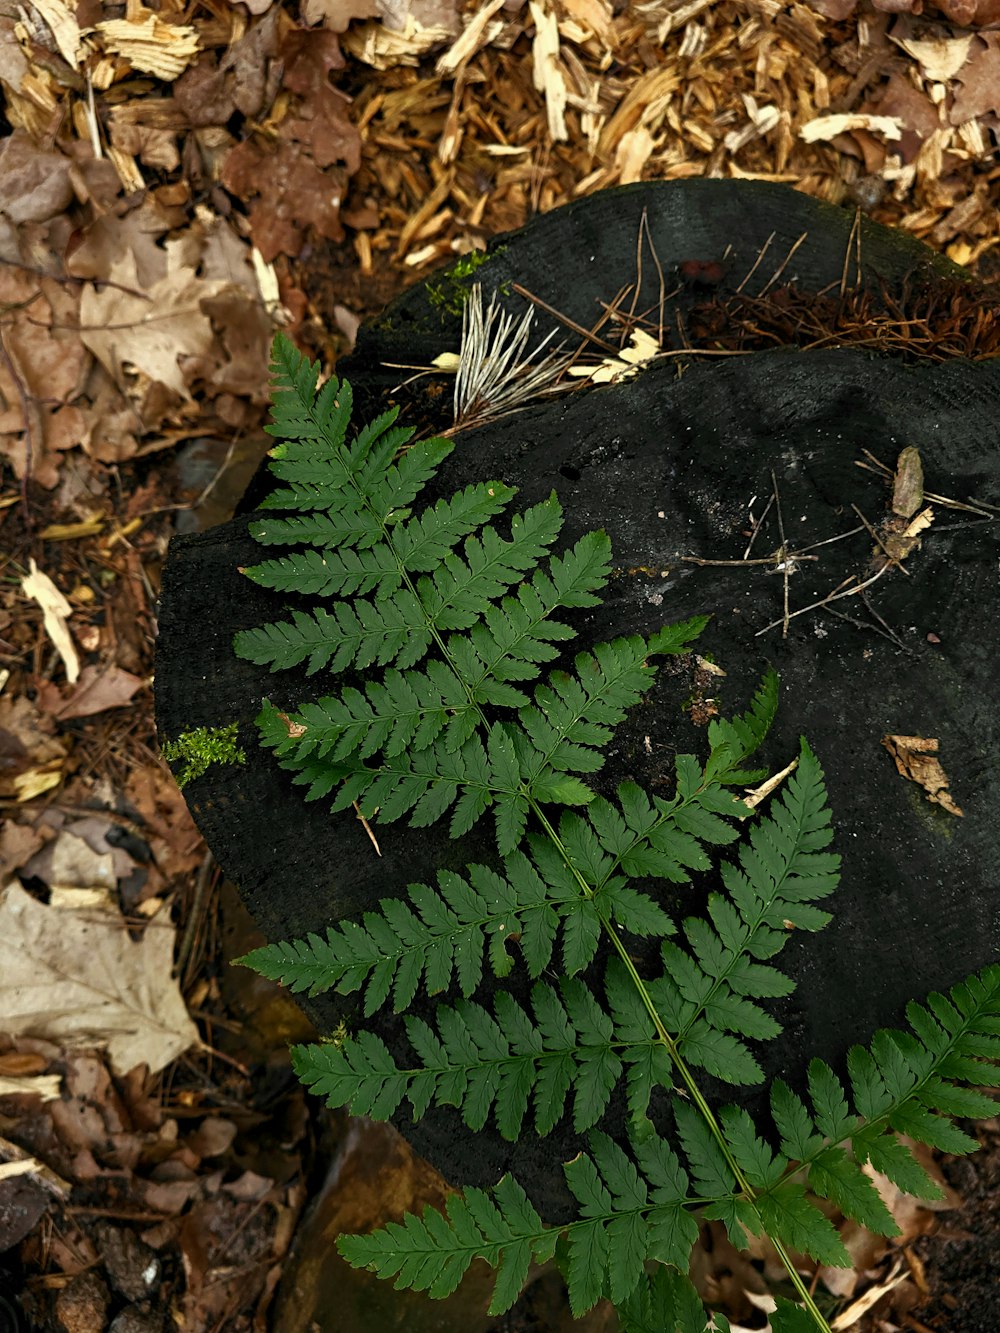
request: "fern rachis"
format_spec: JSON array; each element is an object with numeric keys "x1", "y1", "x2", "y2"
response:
[{"x1": 199, "y1": 334, "x2": 1000, "y2": 1333}]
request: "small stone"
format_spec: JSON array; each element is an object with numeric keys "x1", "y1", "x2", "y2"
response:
[
  {"x1": 96, "y1": 1224, "x2": 161, "y2": 1303},
  {"x1": 55, "y1": 1272, "x2": 109, "y2": 1333},
  {"x1": 108, "y1": 1306, "x2": 164, "y2": 1333}
]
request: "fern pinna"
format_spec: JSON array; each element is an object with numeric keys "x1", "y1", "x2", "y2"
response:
[{"x1": 226, "y1": 334, "x2": 1000, "y2": 1333}]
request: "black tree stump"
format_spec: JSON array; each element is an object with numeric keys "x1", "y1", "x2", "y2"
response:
[{"x1": 155, "y1": 181, "x2": 1000, "y2": 1224}]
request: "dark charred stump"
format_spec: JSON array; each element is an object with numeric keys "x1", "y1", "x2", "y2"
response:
[{"x1": 155, "y1": 181, "x2": 1000, "y2": 1224}]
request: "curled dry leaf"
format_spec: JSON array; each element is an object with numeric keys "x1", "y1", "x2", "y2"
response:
[
  {"x1": 21, "y1": 559, "x2": 79, "y2": 683},
  {"x1": 950, "y1": 32, "x2": 1000, "y2": 124},
  {"x1": 891, "y1": 446, "x2": 924, "y2": 519},
  {"x1": 881, "y1": 734, "x2": 963, "y2": 816},
  {"x1": 800, "y1": 113, "x2": 903, "y2": 143}
]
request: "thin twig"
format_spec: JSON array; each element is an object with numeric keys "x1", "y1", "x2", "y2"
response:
[
  {"x1": 682, "y1": 552, "x2": 818, "y2": 567},
  {"x1": 354, "y1": 800, "x2": 382, "y2": 855},
  {"x1": 735, "y1": 231, "x2": 775, "y2": 294},
  {"x1": 859, "y1": 590, "x2": 910, "y2": 650},
  {"x1": 511, "y1": 282, "x2": 619, "y2": 354},
  {"x1": 840, "y1": 209, "x2": 862, "y2": 298},
  {"x1": 795, "y1": 523, "x2": 867, "y2": 554},
  {"x1": 770, "y1": 469, "x2": 791, "y2": 637},
  {"x1": 754, "y1": 563, "x2": 891, "y2": 637},
  {"x1": 741, "y1": 493, "x2": 774, "y2": 560},
  {"x1": 822, "y1": 604, "x2": 912, "y2": 653},
  {"x1": 641, "y1": 207, "x2": 667, "y2": 345},
  {"x1": 178, "y1": 848, "x2": 215, "y2": 981},
  {"x1": 758, "y1": 232, "x2": 809, "y2": 299},
  {"x1": 628, "y1": 210, "x2": 645, "y2": 329},
  {"x1": 0, "y1": 254, "x2": 151, "y2": 300}
]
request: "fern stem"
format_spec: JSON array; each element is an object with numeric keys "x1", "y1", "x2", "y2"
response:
[{"x1": 533, "y1": 795, "x2": 833, "y2": 1332}]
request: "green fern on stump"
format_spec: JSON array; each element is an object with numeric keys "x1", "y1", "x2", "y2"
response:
[{"x1": 231, "y1": 333, "x2": 1000, "y2": 1333}]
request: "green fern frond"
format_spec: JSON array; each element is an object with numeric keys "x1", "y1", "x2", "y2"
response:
[
  {"x1": 238, "y1": 721, "x2": 788, "y2": 1021},
  {"x1": 619, "y1": 1267, "x2": 731, "y2": 1333},
  {"x1": 338, "y1": 1172, "x2": 556, "y2": 1314},
  {"x1": 415, "y1": 492, "x2": 565, "y2": 629},
  {"x1": 292, "y1": 977, "x2": 638, "y2": 1139},
  {"x1": 232, "y1": 335, "x2": 1000, "y2": 1333},
  {"x1": 770, "y1": 964, "x2": 1000, "y2": 1214},
  {"x1": 650, "y1": 740, "x2": 840, "y2": 1085}
]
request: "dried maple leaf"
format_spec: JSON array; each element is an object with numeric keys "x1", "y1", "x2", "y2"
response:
[{"x1": 0, "y1": 882, "x2": 199, "y2": 1075}]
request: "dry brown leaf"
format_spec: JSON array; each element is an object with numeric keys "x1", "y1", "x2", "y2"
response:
[
  {"x1": 21, "y1": 559, "x2": 79, "y2": 683},
  {"x1": 881, "y1": 734, "x2": 963, "y2": 816},
  {"x1": 79, "y1": 235, "x2": 227, "y2": 408},
  {"x1": 891, "y1": 446, "x2": 924, "y2": 519},
  {"x1": 0, "y1": 882, "x2": 199, "y2": 1076},
  {"x1": 38, "y1": 664, "x2": 145, "y2": 721},
  {"x1": 0, "y1": 696, "x2": 67, "y2": 803},
  {"x1": 301, "y1": 0, "x2": 379, "y2": 29},
  {"x1": 951, "y1": 33, "x2": 1000, "y2": 124},
  {"x1": 889, "y1": 22, "x2": 973, "y2": 83},
  {"x1": 0, "y1": 821, "x2": 49, "y2": 879},
  {"x1": 25, "y1": 829, "x2": 117, "y2": 894},
  {"x1": 0, "y1": 131, "x2": 73, "y2": 226},
  {"x1": 0, "y1": 264, "x2": 90, "y2": 486},
  {"x1": 125, "y1": 762, "x2": 205, "y2": 883},
  {"x1": 220, "y1": 28, "x2": 361, "y2": 260},
  {"x1": 171, "y1": 8, "x2": 280, "y2": 127}
]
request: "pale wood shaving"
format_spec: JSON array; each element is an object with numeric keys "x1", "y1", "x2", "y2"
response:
[
  {"x1": 529, "y1": 0, "x2": 568, "y2": 143},
  {"x1": 96, "y1": 4, "x2": 201, "y2": 82},
  {"x1": 435, "y1": 0, "x2": 506, "y2": 76},
  {"x1": 27, "y1": 0, "x2": 83, "y2": 69}
]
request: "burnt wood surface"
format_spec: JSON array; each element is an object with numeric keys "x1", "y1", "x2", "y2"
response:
[{"x1": 156, "y1": 182, "x2": 999, "y2": 1223}]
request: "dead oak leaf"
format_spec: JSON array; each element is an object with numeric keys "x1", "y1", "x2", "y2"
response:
[
  {"x1": 0, "y1": 881, "x2": 199, "y2": 1076},
  {"x1": 881, "y1": 734, "x2": 963, "y2": 816},
  {"x1": 220, "y1": 28, "x2": 360, "y2": 261}
]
